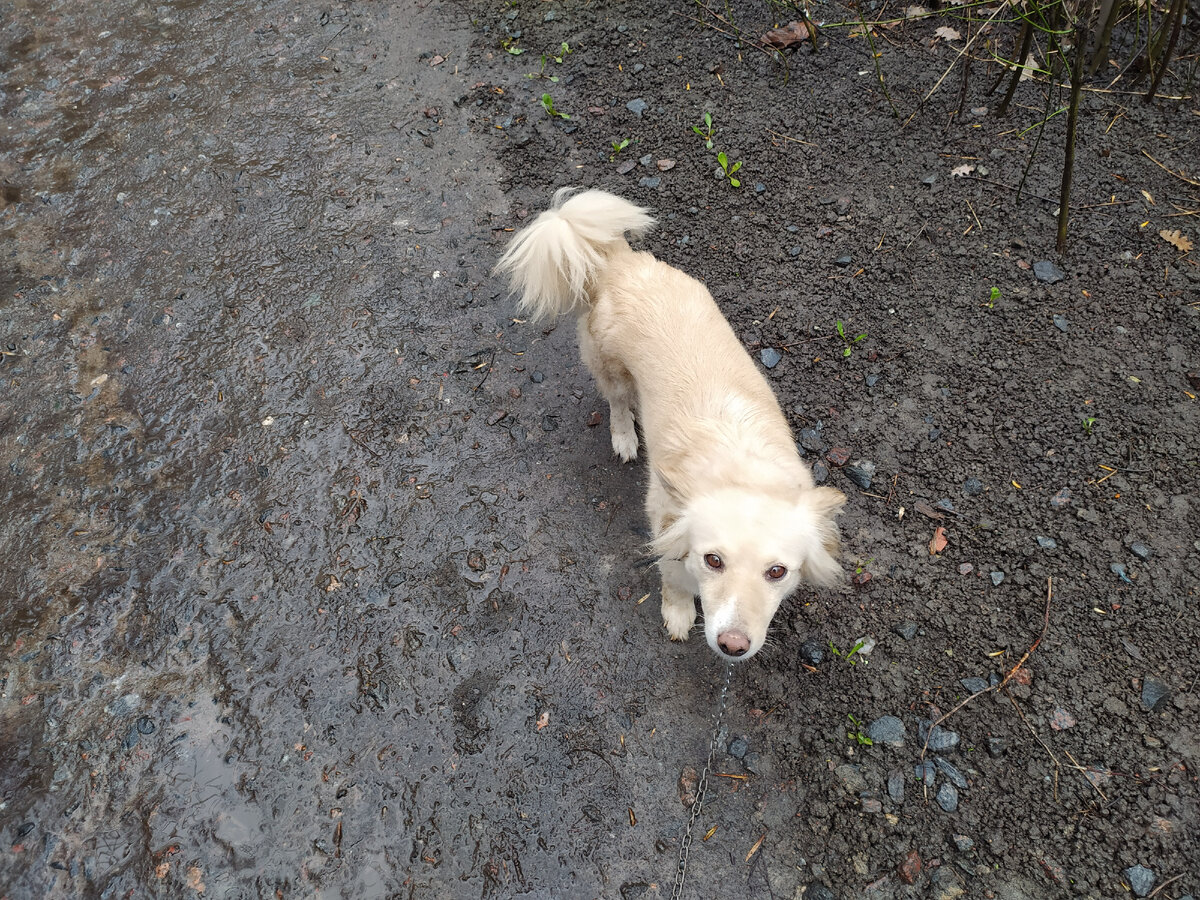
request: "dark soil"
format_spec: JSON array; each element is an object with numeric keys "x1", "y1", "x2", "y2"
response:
[{"x1": 1, "y1": 0, "x2": 1197, "y2": 898}]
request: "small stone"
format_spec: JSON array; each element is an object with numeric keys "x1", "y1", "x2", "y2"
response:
[
  {"x1": 530, "y1": 371, "x2": 545, "y2": 383},
  {"x1": 805, "y1": 886, "x2": 835, "y2": 900},
  {"x1": 990, "y1": 571, "x2": 1004, "y2": 586},
  {"x1": 586, "y1": 411, "x2": 603, "y2": 427},
  {"x1": 861, "y1": 796, "x2": 883, "y2": 813},
  {"x1": 898, "y1": 849, "x2": 922, "y2": 884},
  {"x1": 835, "y1": 254, "x2": 853, "y2": 267},
  {"x1": 486, "y1": 409, "x2": 507, "y2": 426},
  {"x1": 799, "y1": 638, "x2": 825, "y2": 666},
  {"x1": 788, "y1": 245, "x2": 803, "y2": 258},
  {"x1": 826, "y1": 446, "x2": 851, "y2": 467},
  {"x1": 678, "y1": 766, "x2": 698, "y2": 807},
  {"x1": 914, "y1": 760, "x2": 935, "y2": 786},
  {"x1": 1033, "y1": 260, "x2": 1065, "y2": 283},
  {"x1": 887, "y1": 769, "x2": 905, "y2": 802},
  {"x1": 508, "y1": 386, "x2": 522, "y2": 400},
  {"x1": 811, "y1": 461, "x2": 830, "y2": 484},
  {"x1": 844, "y1": 460, "x2": 876, "y2": 491},
  {"x1": 656, "y1": 158, "x2": 676, "y2": 171},
  {"x1": 952, "y1": 834, "x2": 974, "y2": 852},
  {"x1": 893, "y1": 622, "x2": 919, "y2": 641},
  {"x1": 541, "y1": 414, "x2": 558, "y2": 432},
  {"x1": 958, "y1": 563, "x2": 974, "y2": 575},
  {"x1": 834, "y1": 765, "x2": 869, "y2": 796},
  {"x1": 1053, "y1": 314, "x2": 1069, "y2": 332},
  {"x1": 1125, "y1": 864, "x2": 1155, "y2": 898},
  {"x1": 960, "y1": 677, "x2": 988, "y2": 694},
  {"x1": 467, "y1": 550, "x2": 487, "y2": 571},
  {"x1": 920, "y1": 721, "x2": 960, "y2": 752},
  {"x1": 543, "y1": 8, "x2": 557, "y2": 20},
  {"x1": 1111, "y1": 562, "x2": 1133, "y2": 584},
  {"x1": 136, "y1": 716, "x2": 156, "y2": 735},
  {"x1": 638, "y1": 176, "x2": 661, "y2": 189},
  {"x1": 850, "y1": 570, "x2": 872, "y2": 588},
  {"x1": 1036, "y1": 536, "x2": 1058, "y2": 550},
  {"x1": 1140, "y1": 678, "x2": 1171, "y2": 712},
  {"x1": 865, "y1": 374, "x2": 880, "y2": 387},
  {"x1": 987, "y1": 736, "x2": 1006, "y2": 757},
  {"x1": 754, "y1": 182, "x2": 766, "y2": 194},
  {"x1": 934, "y1": 499, "x2": 955, "y2": 514},
  {"x1": 798, "y1": 427, "x2": 825, "y2": 452},
  {"x1": 962, "y1": 477, "x2": 983, "y2": 496},
  {"x1": 866, "y1": 716, "x2": 906, "y2": 747},
  {"x1": 1050, "y1": 487, "x2": 1072, "y2": 508},
  {"x1": 728, "y1": 736, "x2": 749, "y2": 759},
  {"x1": 921, "y1": 174, "x2": 938, "y2": 186},
  {"x1": 1129, "y1": 541, "x2": 1153, "y2": 560},
  {"x1": 1049, "y1": 707, "x2": 1076, "y2": 730},
  {"x1": 625, "y1": 98, "x2": 648, "y2": 117},
  {"x1": 760, "y1": 347, "x2": 783, "y2": 369},
  {"x1": 936, "y1": 783, "x2": 959, "y2": 812},
  {"x1": 836, "y1": 196, "x2": 852, "y2": 215},
  {"x1": 934, "y1": 757, "x2": 968, "y2": 789},
  {"x1": 616, "y1": 159, "x2": 636, "y2": 175}
]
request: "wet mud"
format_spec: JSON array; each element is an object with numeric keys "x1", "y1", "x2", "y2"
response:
[{"x1": 2, "y1": 0, "x2": 1198, "y2": 898}]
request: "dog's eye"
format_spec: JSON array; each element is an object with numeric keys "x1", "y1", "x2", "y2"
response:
[
  {"x1": 703, "y1": 553, "x2": 723, "y2": 571},
  {"x1": 766, "y1": 565, "x2": 787, "y2": 581}
]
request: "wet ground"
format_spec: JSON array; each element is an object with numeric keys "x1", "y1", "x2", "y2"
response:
[{"x1": 2, "y1": 0, "x2": 1198, "y2": 898}]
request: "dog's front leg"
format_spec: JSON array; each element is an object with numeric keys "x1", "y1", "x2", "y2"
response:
[{"x1": 658, "y1": 557, "x2": 696, "y2": 640}]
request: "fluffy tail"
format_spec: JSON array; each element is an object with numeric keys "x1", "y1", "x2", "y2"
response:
[{"x1": 494, "y1": 188, "x2": 656, "y2": 321}]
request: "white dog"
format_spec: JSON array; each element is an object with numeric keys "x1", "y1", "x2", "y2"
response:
[{"x1": 496, "y1": 189, "x2": 845, "y2": 660}]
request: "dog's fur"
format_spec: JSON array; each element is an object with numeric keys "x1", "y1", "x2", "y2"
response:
[{"x1": 495, "y1": 189, "x2": 845, "y2": 660}]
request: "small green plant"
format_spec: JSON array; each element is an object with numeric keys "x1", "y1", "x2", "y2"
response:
[
  {"x1": 527, "y1": 42, "x2": 571, "y2": 81},
  {"x1": 501, "y1": 37, "x2": 525, "y2": 55},
  {"x1": 692, "y1": 112, "x2": 715, "y2": 149},
  {"x1": 540, "y1": 93, "x2": 569, "y2": 120},
  {"x1": 847, "y1": 714, "x2": 874, "y2": 746},
  {"x1": 716, "y1": 150, "x2": 742, "y2": 187},
  {"x1": 610, "y1": 137, "x2": 632, "y2": 160},
  {"x1": 1082, "y1": 416, "x2": 1097, "y2": 434},
  {"x1": 986, "y1": 286, "x2": 1001, "y2": 309},
  {"x1": 836, "y1": 320, "x2": 867, "y2": 358},
  {"x1": 829, "y1": 638, "x2": 868, "y2": 666}
]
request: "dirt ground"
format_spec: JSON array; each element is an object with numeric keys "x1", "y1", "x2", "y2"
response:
[{"x1": 1, "y1": 0, "x2": 1198, "y2": 898}]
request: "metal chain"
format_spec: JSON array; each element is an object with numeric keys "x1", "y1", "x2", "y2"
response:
[{"x1": 671, "y1": 660, "x2": 736, "y2": 900}]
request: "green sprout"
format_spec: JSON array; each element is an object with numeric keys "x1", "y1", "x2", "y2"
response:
[
  {"x1": 987, "y1": 286, "x2": 1001, "y2": 308},
  {"x1": 610, "y1": 137, "x2": 632, "y2": 160},
  {"x1": 527, "y1": 42, "x2": 571, "y2": 81},
  {"x1": 540, "y1": 93, "x2": 569, "y2": 120},
  {"x1": 836, "y1": 320, "x2": 867, "y2": 358},
  {"x1": 847, "y1": 714, "x2": 874, "y2": 746},
  {"x1": 716, "y1": 150, "x2": 742, "y2": 188},
  {"x1": 692, "y1": 112, "x2": 715, "y2": 149},
  {"x1": 1082, "y1": 416, "x2": 1096, "y2": 434},
  {"x1": 501, "y1": 37, "x2": 525, "y2": 55}
]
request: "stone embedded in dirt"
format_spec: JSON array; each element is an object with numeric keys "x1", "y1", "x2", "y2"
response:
[
  {"x1": 914, "y1": 760, "x2": 935, "y2": 786},
  {"x1": 678, "y1": 766, "x2": 698, "y2": 807},
  {"x1": 844, "y1": 460, "x2": 876, "y2": 490},
  {"x1": 957, "y1": 563, "x2": 973, "y2": 575},
  {"x1": 799, "y1": 638, "x2": 825, "y2": 665},
  {"x1": 834, "y1": 764, "x2": 868, "y2": 794},
  {"x1": 934, "y1": 757, "x2": 968, "y2": 789},
  {"x1": 615, "y1": 159, "x2": 636, "y2": 175},
  {"x1": 1036, "y1": 535, "x2": 1058, "y2": 550},
  {"x1": 936, "y1": 783, "x2": 959, "y2": 812},
  {"x1": 1049, "y1": 707, "x2": 1077, "y2": 730},
  {"x1": 887, "y1": 769, "x2": 905, "y2": 802},
  {"x1": 625, "y1": 98, "x2": 647, "y2": 117},
  {"x1": 530, "y1": 371, "x2": 545, "y2": 383},
  {"x1": 861, "y1": 795, "x2": 883, "y2": 813},
  {"x1": 1050, "y1": 487, "x2": 1072, "y2": 508},
  {"x1": 656, "y1": 158, "x2": 675, "y2": 171},
  {"x1": 987, "y1": 736, "x2": 1007, "y2": 757},
  {"x1": 1111, "y1": 562, "x2": 1133, "y2": 584},
  {"x1": 1125, "y1": 864, "x2": 1156, "y2": 898},
  {"x1": 867, "y1": 715, "x2": 906, "y2": 746},
  {"x1": 826, "y1": 446, "x2": 850, "y2": 466},
  {"x1": 1053, "y1": 314, "x2": 1070, "y2": 332},
  {"x1": 798, "y1": 427, "x2": 824, "y2": 452},
  {"x1": 760, "y1": 347, "x2": 783, "y2": 369},
  {"x1": 486, "y1": 409, "x2": 507, "y2": 426},
  {"x1": 467, "y1": 550, "x2": 486, "y2": 571},
  {"x1": 541, "y1": 415, "x2": 558, "y2": 432},
  {"x1": 893, "y1": 622, "x2": 919, "y2": 641},
  {"x1": 728, "y1": 735, "x2": 749, "y2": 759},
  {"x1": 990, "y1": 571, "x2": 1004, "y2": 586},
  {"x1": 836, "y1": 196, "x2": 852, "y2": 215},
  {"x1": 1140, "y1": 677, "x2": 1171, "y2": 712},
  {"x1": 835, "y1": 254, "x2": 853, "y2": 267},
  {"x1": 586, "y1": 411, "x2": 603, "y2": 427},
  {"x1": 508, "y1": 386, "x2": 522, "y2": 399},
  {"x1": 898, "y1": 849, "x2": 922, "y2": 884},
  {"x1": 811, "y1": 460, "x2": 830, "y2": 484},
  {"x1": 1129, "y1": 541, "x2": 1153, "y2": 560},
  {"x1": 851, "y1": 570, "x2": 872, "y2": 588},
  {"x1": 962, "y1": 477, "x2": 983, "y2": 496},
  {"x1": 960, "y1": 677, "x2": 988, "y2": 694},
  {"x1": 804, "y1": 886, "x2": 835, "y2": 900},
  {"x1": 952, "y1": 833, "x2": 975, "y2": 852},
  {"x1": 638, "y1": 176, "x2": 661, "y2": 189},
  {"x1": 921, "y1": 174, "x2": 937, "y2": 186},
  {"x1": 1033, "y1": 260, "x2": 1065, "y2": 283},
  {"x1": 935, "y1": 498, "x2": 956, "y2": 514},
  {"x1": 754, "y1": 183, "x2": 766, "y2": 193},
  {"x1": 788, "y1": 245, "x2": 803, "y2": 258},
  {"x1": 920, "y1": 721, "x2": 960, "y2": 752},
  {"x1": 619, "y1": 883, "x2": 650, "y2": 899},
  {"x1": 866, "y1": 374, "x2": 880, "y2": 387}
]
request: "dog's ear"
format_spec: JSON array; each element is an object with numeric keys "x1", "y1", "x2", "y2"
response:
[
  {"x1": 798, "y1": 486, "x2": 846, "y2": 586},
  {"x1": 649, "y1": 510, "x2": 691, "y2": 562},
  {"x1": 653, "y1": 466, "x2": 685, "y2": 506}
]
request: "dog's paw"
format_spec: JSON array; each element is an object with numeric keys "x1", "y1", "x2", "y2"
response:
[
  {"x1": 611, "y1": 427, "x2": 639, "y2": 463},
  {"x1": 662, "y1": 603, "x2": 695, "y2": 641}
]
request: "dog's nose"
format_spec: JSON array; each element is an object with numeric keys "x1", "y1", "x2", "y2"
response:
[{"x1": 718, "y1": 630, "x2": 750, "y2": 657}]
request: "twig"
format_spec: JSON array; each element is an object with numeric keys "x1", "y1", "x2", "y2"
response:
[
  {"x1": 1007, "y1": 690, "x2": 1061, "y2": 801},
  {"x1": 765, "y1": 127, "x2": 816, "y2": 147},
  {"x1": 924, "y1": 1, "x2": 1012, "y2": 103},
  {"x1": 1146, "y1": 873, "x2": 1186, "y2": 898},
  {"x1": 1142, "y1": 149, "x2": 1200, "y2": 187},
  {"x1": 1061, "y1": 747, "x2": 1109, "y2": 801}
]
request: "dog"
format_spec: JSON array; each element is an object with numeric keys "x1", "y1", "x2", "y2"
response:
[{"x1": 495, "y1": 189, "x2": 845, "y2": 661}]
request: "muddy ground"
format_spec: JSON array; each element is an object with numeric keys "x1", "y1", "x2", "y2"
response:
[{"x1": 1, "y1": 0, "x2": 1198, "y2": 897}]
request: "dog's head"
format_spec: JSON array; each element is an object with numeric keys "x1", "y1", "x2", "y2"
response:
[{"x1": 654, "y1": 485, "x2": 845, "y2": 661}]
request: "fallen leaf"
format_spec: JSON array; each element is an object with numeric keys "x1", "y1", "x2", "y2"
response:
[
  {"x1": 1141, "y1": 189, "x2": 1155, "y2": 205},
  {"x1": 914, "y1": 499, "x2": 945, "y2": 520},
  {"x1": 934, "y1": 25, "x2": 961, "y2": 41},
  {"x1": 905, "y1": 5, "x2": 930, "y2": 16},
  {"x1": 762, "y1": 20, "x2": 815, "y2": 50},
  {"x1": 429, "y1": 55, "x2": 445, "y2": 67},
  {"x1": 1159, "y1": 228, "x2": 1193, "y2": 251},
  {"x1": 950, "y1": 163, "x2": 975, "y2": 178},
  {"x1": 930, "y1": 526, "x2": 948, "y2": 555}
]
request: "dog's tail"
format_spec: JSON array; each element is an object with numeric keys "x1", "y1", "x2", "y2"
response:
[{"x1": 494, "y1": 188, "x2": 655, "y2": 321}]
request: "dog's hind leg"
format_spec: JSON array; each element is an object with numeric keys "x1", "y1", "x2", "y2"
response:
[{"x1": 577, "y1": 318, "x2": 638, "y2": 462}]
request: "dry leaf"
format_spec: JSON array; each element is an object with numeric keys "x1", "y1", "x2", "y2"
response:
[
  {"x1": 1141, "y1": 189, "x2": 1155, "y2": 205},
  {"x1": 950, "y1": 163, "x2": 975, "y2": 177},
  {"x1": 762, "y1": 21, "x2": 815, "y2": 50},
  {"x1": 930, "y1": 526, "x2": 948, "y2": 555},
  {"x1": 1159, "y1": 228, "x2": 1193, "y2": 252},
  {"x1": 914, "y1": 499, "x2": 945, "y2": 520},
  {"x1": 905, "y1": 5, "x2": 930, "y2": 16},
  {"x1": 934, "y1": 25, "x2": 961, "y2": 41}
]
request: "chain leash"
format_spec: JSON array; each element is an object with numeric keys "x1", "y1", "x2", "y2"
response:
[{"x1": 670, "y1": 660, "x2": 736, "y2": 900}]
